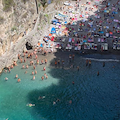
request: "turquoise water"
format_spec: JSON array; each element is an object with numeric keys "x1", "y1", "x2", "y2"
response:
[{"x1": 0, "y1": 54, "x2": 120, "y2": 120}]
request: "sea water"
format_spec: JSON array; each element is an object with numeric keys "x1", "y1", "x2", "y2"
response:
[{"x1": 0, "y1": 54, "x2": 120, "y2": 120}]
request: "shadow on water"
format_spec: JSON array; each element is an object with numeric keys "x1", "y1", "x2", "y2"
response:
[{"x1": 27, "y1": 0, "x2": 120, "y2": 120}]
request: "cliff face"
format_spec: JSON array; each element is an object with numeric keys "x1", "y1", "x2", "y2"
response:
[
  {"x1": 0, "y1": 0, "x2": 64, "y2": 56},
  {"x1": 0, "y1": 0, "x2": 38, "y2": 56}
]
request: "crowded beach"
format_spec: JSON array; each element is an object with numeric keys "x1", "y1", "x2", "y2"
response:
[
  {"x1": 3, "y1": 0, "x2": 120, "y2": 81},
  {"x1": 37, "y1": 0, "x2": 120, "y2": 55}
]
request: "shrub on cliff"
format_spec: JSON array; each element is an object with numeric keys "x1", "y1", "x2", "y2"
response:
[{"x1": 2, "y1": 0, "x2": 14, "y2": 12}]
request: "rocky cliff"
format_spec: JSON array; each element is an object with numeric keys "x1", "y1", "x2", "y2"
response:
[
  {"x1": 0, "y1": 0, "x2": 64, "y2": 56},
  {"x1": 0, "y1": 0, "x2": 39, "y2": 56},
  {"x1": 0, "y1": 0, "x2": 63, "y2": 73}
]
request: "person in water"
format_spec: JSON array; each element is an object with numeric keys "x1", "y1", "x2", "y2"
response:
[
  {"x1": 36, "y1": 59, "x2": 39, "y2": 65},
  {"x1": 32, "y1": 71, "x2": 34, "y2": 75},
  {"x1": 15, "y1": 74, "x2": 18, "y2": 78},
  {"x1": 55, "y1": 60, "x2": 57, "y2": 67},
  {"x1": 5, "y1": 77, "x2": 8, "y2": 81},
  {"x1": 33, "y1": 65, "x2": 36, "y2": 70},
  {"x1": 22, "y1": 65, "x2": 25, "y2": 69},
  {"x1": 41, "y1": 76, "x2": 44, "y2": 80},
  {"x1": 86, "y1": 59, "x2": 88, "y2": 66},
  {"x1": 41, "y1": 59, "x2": 44, "y2": 64},
  {"x1": 26, "y1": 65, "x2": 28, "y2": 69},
  {"x1": 77, "y1": 66, "x2": 79, "y2": 71},
  {"x1": 33, "y1": 76, "x2": 35, "y2": 80},
  {"x1": 24, "y1": 58, "x2": 26, "y2": 63},
  {"x1": 58, "y1": 59, "x2": 60, "y2": 67},
  {"x1": 44, "y1": 73, "x2": 48, "y2": 79},
  {"x1": 20, "y1": 58, "x2": 23, "y2": 63},
  {"x1": 103, "y1": 62, "x2": 105, "y2": 67},
  {"x1": 10, "y1": 65, "x2": 13, "y2": 69},
  {"x1": 45, "y1": 59, "x2": 47, "y2": 64},
  {"x1": 43, "y1": 66, "x2": 46, "y2": 71},
  {"x1": 72, "y1": 54, "x2": 75, "y2": 62},
  {"x1": 17, "y1": 78, "x2": 21, "y2": 82},
  {"x1": 89, "y1": 60, "x2": 91, "y2": 66},
  {"x1": 72, "y1": 81, "x2": 74, "y2": 85},
  {"x1": 35, "y1": 70, "x2": 37, "y2": 74},
  {"x1": 97, "y1": 71, "x2": 99, "y2": 76}
]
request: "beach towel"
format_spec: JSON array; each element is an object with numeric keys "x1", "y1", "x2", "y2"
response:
[
  {"x1": 69, "y1": 38, "x2": 72, "y2": 43},
  {"x1": 98, "y1": 38, "x2": 100, "y2": 42}
]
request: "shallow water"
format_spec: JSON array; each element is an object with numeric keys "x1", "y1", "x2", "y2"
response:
[{"x1": 0, "y1": 54, "x2": 120, "y2": 120}]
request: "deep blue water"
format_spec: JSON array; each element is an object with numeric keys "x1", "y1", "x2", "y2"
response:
[{"x1": 0, "y1": 54, "x2": 120, "y2": 120}]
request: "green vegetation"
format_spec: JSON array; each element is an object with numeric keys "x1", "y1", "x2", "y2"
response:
[
  {"x1": 2, "y1": 0, "x2": 14, "y2": 12},
  {"x1": 21, "y1": 0, "x2": 29, "y2": 4},
  {"x1": 0, "y1": 16, "x2": 4, "y2": 24},
  {"x1": 11, "y1": 26, "x2": 17, "y2": 31},
  {"x1": 45, "y1": 14, "x2": 48, "y2": 17}
]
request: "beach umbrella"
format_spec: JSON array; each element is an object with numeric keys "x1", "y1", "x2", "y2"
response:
[
  {"x1": 109, "y1": 32, "x2": 113, "y2": 34},
  {"x1": 75, "y1": 18, "x2": 77, "y2": 21},
  {"x1": 40, "y1": 43, "x2": 43, "y2": 47},
  {"x1": 49, "y1": 33, "x2": 52, "y2": 37}
]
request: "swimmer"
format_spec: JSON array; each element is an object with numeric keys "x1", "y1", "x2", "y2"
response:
[
  {"x1": 33, "y1": 65, "x2": 36, "y2": 70},
  {"x1": 35, "y1": 55, "x2": 38, "y2": 59},
  {"x1": 44, "y1": 73, "x2": 48, "y2": 79},
  {"x1": 23, "y1": 52, "x2": 25, "y2": 57},
  {"x1": 89, "y1": 60, "x2": 91, "y2": 66},
  {"x1": 22, "y1": 65, "x2": 25, "y2": 69},
  {"x1": 13, "y1": 61, "x2": 17, "y2": 66},
  {"x1": 15, "y1": 74, "x2": 18, "y2": 78},
  {"x1": 77, "y1": 66, "x2": 79, "y2": 71},
  {"x1": 72, "y1": 54, "x2": 75, "y2": 61},
  {"x1": 41, "y1": 59, "x2": 44, "y2": 64},
  {"x1": 25, "y1": 71, "x2": 27, "y2": 74},
  {"x1": 45, "y1": 75, "x2": 48, "y2": 79},
  {"x1": 35, "y1": 70, "x2": 37, "y2": 74},
  {"x1": 26, "y1": 65, "x2": 28, "y2": 69},
  {"x1": 17, "y1": 78, "x2": 21, "y2": 82},
  {"x1": 72, "y1": 81, "x2": 74, "y2": 85},
  {"x1": 45, "y1": 59, "x2": 47, "y2": 64},
  {"x1": 8, "y1": 67, "x2": 11, "y2": 73},
  {"x1": 33, "y1": 76, "x2": 35, "y2": 80},
  {"x1": 32, "y1": 71, "x2": 34, "y2": 75},
  {"x1": 86, "y1": 59, "x2": 88, "y2": 66},
  {"x1": 18, "y1": 54, "x2": 20, "y2": 59},
  {"x1": 36, "y1": 59, "x2": 39, "y2": 65},
  {"x1": 5, "y1": 69, "x2": 7, "y2": 73},
  {"x1": 69, "y1": 100, "x2": 72, "y2": 104},
  {"x1": 97, "y1": 71, "x2": 99, "y2": 76},
  {"x1": 20, "y1": 58, "x2": 23, "y2": 63},
  {"x1": 24, "y1": 58, "x2": 26, "y2": 63},
  {"x1": 43, "y1": 66, "x2": 46, "y2": 71},
  {"x1": 53, "y1": 101, "x2": 56, "y2": 105},
  {"x1": 103, "y1": 62, "x2": 105, "y2": 67},
  {"x1": 41, "y1": 76, "x2": 44, "y2": 80},
  {"x1": 38, "y1": 96, "x2": 42, "y2": 100},
  {"x1": 55, "y1": 60, "x2": 57, "y2": 67},
  {"x1": 27, "y1": 103, "x2": 35, "y2": 107},
  {"x1": 10, "y1": 65, "x2": 13, "y2": 69},
  {"x1": 5, "y1": 77, "x2": 8, "y2": 81},
  {"x1": 57, "y1": 59, "x2": 60, "y2": 67}
]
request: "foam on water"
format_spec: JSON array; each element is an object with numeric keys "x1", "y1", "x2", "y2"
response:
[{"x1": 83, "y1": 58, "x2": 120, "y2": 62}]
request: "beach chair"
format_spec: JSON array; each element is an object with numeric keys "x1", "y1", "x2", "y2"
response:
[
  {"x1": 62, "y1": 38, "x2": 66, "y2": 42},
  {"x1": 94, "y1": 44, "x2": 97, "y2": 50},
  {"x1": 69, "y1": 38, "x2": 72, "y2": 42},
  {"x1": 74, "y1": 47, "x2": 78, "y2": 51}
]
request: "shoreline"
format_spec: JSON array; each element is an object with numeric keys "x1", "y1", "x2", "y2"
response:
[{"x1": 0, "y1": 48, "x2": 120, "y2": 74}]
